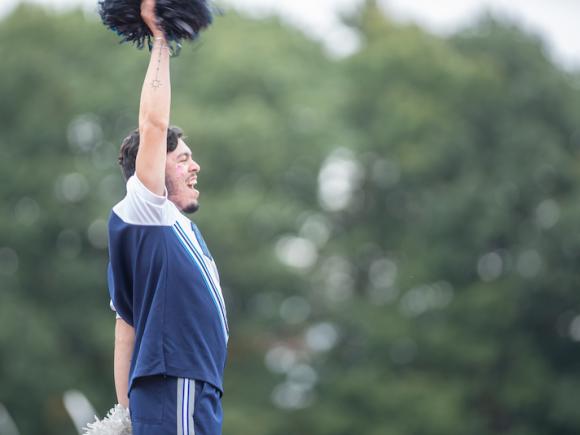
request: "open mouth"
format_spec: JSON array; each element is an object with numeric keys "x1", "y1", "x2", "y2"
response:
[{"x1": 186, "y1": 177, "x2": 198, "y2": 190}]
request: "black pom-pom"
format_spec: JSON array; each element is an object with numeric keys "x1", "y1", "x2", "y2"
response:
[{"x1": 98, "y1": 0, "x2": 213, "y2": 50}]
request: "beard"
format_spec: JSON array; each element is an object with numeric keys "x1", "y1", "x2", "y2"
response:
[
  {"x1": 182, "y1": 202, "x2": 200, "y2": 214},
  {"x1": 166, "y1": 176, "x2": 199, "y2": 214}
]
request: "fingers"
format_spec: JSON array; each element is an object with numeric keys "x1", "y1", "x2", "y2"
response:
[
  {"x1": 141, "y1": 0, "x2": 163, "y2": 37},
  {"x1": 141, "y1": 0, "x2": 155, "y2": 22}
]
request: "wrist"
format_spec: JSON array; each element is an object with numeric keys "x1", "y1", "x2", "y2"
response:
[{"x1": 152, "y1": 38, "x2": 170, "y2": 51}]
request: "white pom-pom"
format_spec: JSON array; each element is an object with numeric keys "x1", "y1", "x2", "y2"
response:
[{"x1": 82, "y1": 404, "x2": 132, "y2": 435}]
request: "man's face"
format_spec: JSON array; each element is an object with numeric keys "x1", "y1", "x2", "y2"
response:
[{"x1": 165, "y1": 139, "x2": 201, "y2": 214}]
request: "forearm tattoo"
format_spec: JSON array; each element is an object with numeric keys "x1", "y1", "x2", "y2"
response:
[{"x1": 151, "y1": 43, "x2": 165, "y2": 89}]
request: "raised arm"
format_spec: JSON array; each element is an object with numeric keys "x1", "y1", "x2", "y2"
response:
[{"x1": 136, "y1": 0, "x2": 171, "y2": 195}]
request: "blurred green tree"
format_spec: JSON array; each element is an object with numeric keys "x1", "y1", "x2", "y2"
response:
[
  {"x1": 1, "y1": 2, "x2": 580, "y2": 435},
  {"x1": 279, "y1": 3, "x2": 580, "y2": 435}
]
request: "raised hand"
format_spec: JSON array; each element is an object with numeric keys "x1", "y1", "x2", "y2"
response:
[{"x1": 141, "y1": 0, "x2": 164, "y2": 38}]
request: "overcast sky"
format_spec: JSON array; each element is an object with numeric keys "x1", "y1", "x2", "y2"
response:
[{"x1": 2, "y1": 0, "x2": 579, "y2": 69}]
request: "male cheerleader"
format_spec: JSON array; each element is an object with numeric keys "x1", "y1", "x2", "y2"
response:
[{"x1": 107, "y1": 1, "x2": 228, "y2": 433}]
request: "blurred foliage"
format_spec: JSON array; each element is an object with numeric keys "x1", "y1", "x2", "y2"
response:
[{"x1": 1, "y1": 1, "x2": 580, "y2": 434}]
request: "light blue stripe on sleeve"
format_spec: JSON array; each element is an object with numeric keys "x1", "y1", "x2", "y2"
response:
[{"x1": 172, "y1": 225, "x2": 229, "y2": 342}]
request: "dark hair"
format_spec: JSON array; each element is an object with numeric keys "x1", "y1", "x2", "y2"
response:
[{"x1": 118, "y1": 126, "x2": 184, "y2": 181}]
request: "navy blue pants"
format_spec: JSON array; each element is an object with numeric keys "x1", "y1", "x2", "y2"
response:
[{"x1": 129, "y1": 375, "x2": 223, "y2": 435}]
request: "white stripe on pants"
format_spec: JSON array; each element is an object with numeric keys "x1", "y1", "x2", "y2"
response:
[{"x1": 177, "y1": 378, "x2": 196, "y2": 435}]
